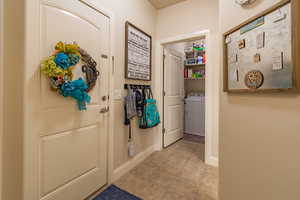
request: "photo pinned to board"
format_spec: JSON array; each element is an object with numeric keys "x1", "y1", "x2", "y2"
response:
[
  {"x1": 244, "y1": 70, "x2": 264, "y2": 89},
  {"x1": 254, "y1": 53, "x2": 261, "y2": 63},
  {"x1": 238, "y1": 39, "x2": 246, "y2": 49}
]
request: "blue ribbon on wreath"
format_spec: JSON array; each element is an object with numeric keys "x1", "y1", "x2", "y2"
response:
[
  {"x1": 60, "y1": 78, "x2": 91, "y2": 110},
  {"x1": 54, "y1": 52, "x2": 72, "y2": 69}
]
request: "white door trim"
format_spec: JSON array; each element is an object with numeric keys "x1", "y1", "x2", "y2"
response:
[
  {"x1": 23, "y1": 1, "x2": 116, "y2": 199},
  {"x1": 79, "y1": 0, "x2": 116, "y2": 187},
  {"x1": 154, "y1": 30, "x2": 219, "y2": 167}
]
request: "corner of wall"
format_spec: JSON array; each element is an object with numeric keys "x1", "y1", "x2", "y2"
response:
[
  {"x1": 112, "y1": 144, "x2": 156, "y2": 182},
  {"x1": 2, "y1": 0, "x2": 25, "y2": 199},
  {"x1": 0, "y1": 0, "x2": 3, "y2": 199}
]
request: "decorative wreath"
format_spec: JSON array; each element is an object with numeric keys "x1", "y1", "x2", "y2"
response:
[{"x1": 41, "y1": 42, "x2": 100, "y2": 110}]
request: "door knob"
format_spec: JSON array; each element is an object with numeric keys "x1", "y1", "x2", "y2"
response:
[
  {"x1": 100, "y1": 108, "x2": 107, "y2": 114},
  {"x1": 99, "y1": 106, "x2": 109, "y2": 114}
]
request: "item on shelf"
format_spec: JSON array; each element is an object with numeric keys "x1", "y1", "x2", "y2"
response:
[
  {"x1": 197, "y1": 56, "x2": 203, "y2": 64},
  {"x1": 188, "y1": 69, "x2": 193, "y2": 78},
  {"x1": 186, "y1": 58, "x2": 197, "y2": 65},
  {"x1": 203, "y1": 54, "x2": 206, "y2": 64},
  {"x1": 184, "y1": 68, "x2": 188, "y2": 78}
]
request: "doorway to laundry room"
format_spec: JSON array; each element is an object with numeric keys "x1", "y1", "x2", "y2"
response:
[{"x1": 162, "y1": 36, "x2": 207, "y2": 160}]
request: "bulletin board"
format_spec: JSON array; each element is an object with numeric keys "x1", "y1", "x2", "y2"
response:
[
  {"x1": 125, "y1": 21, "x2": 152, "y2": 81},
  {"x1": 223, "y1": 0, "x2": 297, "y2": 92}
]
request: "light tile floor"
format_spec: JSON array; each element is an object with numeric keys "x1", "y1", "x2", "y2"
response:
[{"x1": 114, "y1": 139, "x2": 218, "y2": 200}]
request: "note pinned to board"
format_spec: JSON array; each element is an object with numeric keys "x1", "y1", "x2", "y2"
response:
[
  {"x1": 273, "y1": 9, "x2": 287, "y2": 23},
  {"x1": 225, "y1": 36, "x2": 232, "y2": 44},
  {"x1": 229, "y1": 54, "x2": 238, "y2": 64},
  {"x1": 272, "y1": 52, "x2": 283, "y2": 71},
  {"x1": 230, "y1": 69, "x2": 239, "y2": 82},
  {"x1": 256, "y1": 32, "x2": 265, "y2": 49},
  {"x1": 240, "y1": 16, "x2": 265, "y2": 34}
]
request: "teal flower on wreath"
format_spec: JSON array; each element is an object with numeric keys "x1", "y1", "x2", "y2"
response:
[
  {"x1": 55, "y1": 52, "x2": 71, "y2": 69},
  {"x1": 69, "y1": 54, "x2": 80, "y2": 66},
  {"x1": 60, "y1": 78, "x2": 91, "y2": 110}
]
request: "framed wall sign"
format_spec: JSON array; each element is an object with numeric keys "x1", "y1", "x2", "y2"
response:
[
  {"x1": 223, "y1": 0, "x2": 300, "y2": 92},
  {"x1": 125, "y1": 21, "x2": 152, "y2": 81}
]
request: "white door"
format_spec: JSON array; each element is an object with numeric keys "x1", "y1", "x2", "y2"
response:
[
  {"x1": 25, "y1": 1, "x2": 110, "y2": 200},
  {"x1": 163, "y1": 48, "x2": 185, "y2": 147}
]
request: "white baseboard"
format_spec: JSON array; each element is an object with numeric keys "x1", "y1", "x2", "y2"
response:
[
  {"x1": 112, "y1": 145, "x2": 156, "y2": 182},
  {"x1": 206, "y1": 156, "x2": 219, "y2": 167},
  {"x1": 184, "y1": 131, "x2": 205, "y2": 137}
]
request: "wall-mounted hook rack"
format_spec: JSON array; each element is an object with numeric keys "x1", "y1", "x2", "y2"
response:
[{"x1": 124, "y1": 84, "x2": 151, "y2": 90}]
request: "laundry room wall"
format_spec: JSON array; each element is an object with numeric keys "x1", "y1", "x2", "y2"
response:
[
  {"x1": 85, "y1": 0, "x2": 158, "y2": 171},
  {"x1": 166, "y1": 41, "x2": 206, "y2": 94},
  {"x1": 219, "y1": 0, "x2": 300, "y2": 200},
  {"x1": 156, "y1": 0, "x2": 220, "y2": 160}
]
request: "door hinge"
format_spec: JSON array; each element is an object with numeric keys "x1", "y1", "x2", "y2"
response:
[
  {"x1": 163, "y1": 91, "x2": 166, "y2": 96},
  {"x1": 163, "y1": 128, "x2": 166, "y2": 134},
  {"x1": 163, "y1": 54, "x2": 166, "y2": 60}
]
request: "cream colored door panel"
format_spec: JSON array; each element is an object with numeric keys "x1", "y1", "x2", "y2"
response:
[
  {"x1": 37, "y1": 107, "x2": 102, "y2": 137},
  {"x1": 40, "y1": 125, "x2": 99, "y2": 196},
  {"x1": 40, "y1": 169, "x2": 105, "y2": 200},
  {"x1": 163, "y1": 48, "x2": 184, "y2": 147},
  {"x1": 165, "y1": 105, "x2": 182, "y2": 132},
  {"x1": 29, "y1": 0, "x2": 110, "y2": 199}
]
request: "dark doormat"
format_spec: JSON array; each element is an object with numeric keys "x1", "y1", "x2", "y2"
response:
[{"x1": 93, "y1": 185, "x2": 143, "y2": 200}]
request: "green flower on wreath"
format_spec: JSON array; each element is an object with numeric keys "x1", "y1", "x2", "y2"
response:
[
  {"x1": 41, "y1": 56, "x2": 73, "y2": 80},
  {"x1": 55, "y1": 41, "x2": 79, "y2": 54}
]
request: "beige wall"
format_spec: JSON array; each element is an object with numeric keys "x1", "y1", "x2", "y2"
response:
[
  {"x1": 219, "y1": 0, "x2": 300, "y2": 200},
  {"x1": 156, "y1": 0, "x2": 219, "y2": 158},
  {"x1": 156, "y1": 0, "x2": 219, "y2": 39},
  {"x1": 86, "y1": 0, "x2": 157, "y2": 170},
  {"x1": 2, "y1": 0, "x2": 25, "y2": 199}
]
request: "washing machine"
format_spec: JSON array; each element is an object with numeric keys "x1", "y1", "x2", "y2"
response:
[{"x1": 184, "y1": 96, "x2": 205, "y2": 136}]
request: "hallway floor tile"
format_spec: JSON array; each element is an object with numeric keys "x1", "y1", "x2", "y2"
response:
[{"x1": 114, "y1": 139, "x2": 218, "y2": 200}]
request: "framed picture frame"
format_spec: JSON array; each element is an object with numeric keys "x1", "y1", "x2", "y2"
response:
[
  {"x1": 223, "y1": 0, "x2": 300, "y2": 93},
  {"x1": 125, "y1": 21, "x2": 152, "y2": 81}
]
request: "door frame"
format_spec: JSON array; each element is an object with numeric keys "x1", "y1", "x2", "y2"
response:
[
  {"x1": 23, "y1": 0, "x2": 116, "y2": 199},
  {"x1": 0, "y1": 0, "x2": 3, "y2": 197},
  {"x1": 154, "y1": 30, "x2": 219, "y2": 167},
  {"x1": 78, "y1": 0, "x2": 116, "y2": 188}
]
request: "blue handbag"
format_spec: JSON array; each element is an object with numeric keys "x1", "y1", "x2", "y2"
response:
[{"x1": 139, "y1": 88, "x2": 160, "y2": 129}]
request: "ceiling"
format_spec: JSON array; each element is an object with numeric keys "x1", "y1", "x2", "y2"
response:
[{"x1": 148, "y1": 0, "x2": 187, "y2": 9}]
